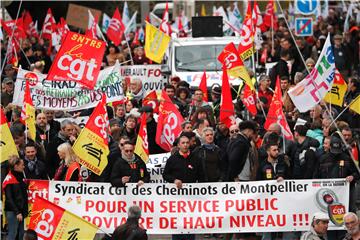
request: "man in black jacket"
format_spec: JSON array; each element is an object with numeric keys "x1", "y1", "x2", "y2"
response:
[
  {"x1": 227, "y1": 120, "x2": 258, "y2": 182},
  {"x1": 292, "y1": 125, "x2": 319, "y2": 179},
  {"x1": 24, "y1": 142, "x2": 48, "y2": 180},
  {"x1": 111, "y1": 205, "x2": 147, "y2": 240},
  {"x1": 110, "y1": 141, "x2": 150, "y2": 187},
  {"x1": 269, "y1": 49, "x2": 290, "y2": 90}
]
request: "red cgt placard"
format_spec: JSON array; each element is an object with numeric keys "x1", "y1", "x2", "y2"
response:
[{"x1": 47, "y1": 31, "x2": 106, "y2": 90}]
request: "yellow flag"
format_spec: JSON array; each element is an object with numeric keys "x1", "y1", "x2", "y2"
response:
[
  {"x1": 201, "y1": 4, "x2": 207, "y2": 16},
  {"x1": 349, "y1": 95, "x2": 360, "y2": 115},
  {"x1": 324, "y1": 70, "x2": 347, "y2": 106},
  {"x1": 0, "y1": 109, "x2": 19, "y2": 163},
  {"x1": 21, "y1": 81, "x2": 36, "y2": 141},
  {"x1": 134, "y1": 113, "x2": 149, "y2": 163},
  {"x1": 145, "y1": 22, "x2": 171, "y2": 63},
  {"x1": 72, "y1": 95, "x2": 109, "y2": 175}
]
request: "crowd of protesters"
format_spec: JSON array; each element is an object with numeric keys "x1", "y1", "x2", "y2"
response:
[{"x1": 1, "y1": 2, "x2": 360, "y2": 240}]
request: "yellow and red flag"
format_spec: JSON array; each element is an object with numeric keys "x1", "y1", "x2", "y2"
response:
[
  {"x1": 20, "y1": 81, "x2": 36, "y2": 141},
  {"x1": 0, "y1": 108, "x2": 19, "y2": 162},
  {"x1": 145, "y1": 22, "x2": 171, "y2": 64},
  {"x1": 199, "y1": 70, "x2": 208, "y2": 102},
  {"x1": 72, "y1": 95, "x2": 109, "y2": 175},
  {"x1": 135, "y1": 113, "x2": 149, "y2": 163},
  {"x1": 238, "y1": 3, "x2": 254, "y2": 61},
  {"x1": 324, "y1": 69, "x2": 347, "y2": 107},
  {"x1": 218, "y1": 42, "x2": 254, "y2": 90},
  {"x1": 28, "y1": 196, "x2": 98, "y2": 240},
  {"x1": 349, "y1": 95, "x2": 360, "y2": 115}
]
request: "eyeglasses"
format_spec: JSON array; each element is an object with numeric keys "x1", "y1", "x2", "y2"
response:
[
  {"x1": 124, "y1": 149, "x2": 134, "y2": 153},
  {"x1": 230, "y1": 129, "x2": 240, "y2": 134}
]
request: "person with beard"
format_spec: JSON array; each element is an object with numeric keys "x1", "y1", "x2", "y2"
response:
[
  {"x1": 119, "y1": 114, "x2": 138, "y2": 142},
  {"x1": 214, "y1": 121, "x2": 229, "y2": 151},
  {"x1": 110, "y1": 141, "x2": 150, "y2": 187},
  {"x1": 35, "y1": 112, "x2": 57, "y2": 150},
  {"x1": 343, "y1": 212, "x2": 360, "y2": 240},
  {"x1": 44, "y1": 110, "x2": 60, "y2": 134},
  {"x1": 129, "y1": 78, "x2": 144, "y2": 106}
]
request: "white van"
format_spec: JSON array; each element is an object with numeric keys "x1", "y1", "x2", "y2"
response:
[{"x1": 163, "y1": 36, "x2": 246, "y2": 87}]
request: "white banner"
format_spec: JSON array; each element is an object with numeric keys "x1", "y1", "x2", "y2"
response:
[
  {"x1": 146, "y1": 153, "x2": 170, "y2": 183},
  {"x1": 288, "y1": 34, "x2": 335, "y2": 112},
  {"x1": 13, "y1": 64, "x2": 124, "y2": 111},
  {"x1": 119, "y1": 65, "x2": 166, "y2": 93},
  {"x1": 27, "y1": 179, "x2": 349, "y2": 234}
]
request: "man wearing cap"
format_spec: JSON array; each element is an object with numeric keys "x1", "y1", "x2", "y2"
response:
[
  {"x1": 301, "y1": 212, "x2": 329, "y2": 240},
  {"x1": 1, "y1": 77, "x2": 14, "y2": 108},
  {"x1": 112, "y1": 205, "x2": 148, "y2": 240}
]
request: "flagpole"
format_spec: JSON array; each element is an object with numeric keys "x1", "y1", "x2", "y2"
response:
[
  {"x1": 123, "y1": 33, "x2": 134, "y2": 65},
  {"x1": 0, "y1": 0, "x2": 23, "y2": 73},
  {"x1": 277, "y1": 0, "x2": 360, "y2": 175}
]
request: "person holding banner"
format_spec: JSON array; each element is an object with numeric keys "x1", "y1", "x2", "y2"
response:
[
  {"x1": 110, "y1": 141, "x2": 150, "y2": 187},
  {"x1": 3, "y1": 155, "x2": 28, "y2": 240}
]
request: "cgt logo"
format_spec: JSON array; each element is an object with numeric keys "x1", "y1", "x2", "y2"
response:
[
  {"x1": 58, "y1": 54, "x2": 98, "y2": 82},
  {"x1": 328, "y1": 203, "x2": 346, "y2": 226},
  {"x1": 27, "y1": 181, "x2": 49, "y2": 204},
  {"x1": 36, "y1": 209, "x2": 55, "y2": 239}
]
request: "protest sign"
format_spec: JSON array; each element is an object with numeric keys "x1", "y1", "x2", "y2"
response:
[
  {"x1": 146, "y1": 153, "x2": 170, "y2": 183},
  {"x1": 27, "y1": 179, "x2": 349, "y2": 234},
  {"x1": 119, "y1": 65, "x2": 166, "y2": 93},
  {"x1": 13, "y1": 66, "x2": 124, "y2": 111},
  {"x1": 66, "y1": 3, "x2": 102, "y2": 30}
]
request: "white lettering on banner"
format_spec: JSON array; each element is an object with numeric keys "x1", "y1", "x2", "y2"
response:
[
  {"x1": 36, "y1": 209, "x2": 55, "y2": 238},
  {"x1": 94, "y1": 115, "x2": 107, "y2": 139},
  {"x1": 58, "y1": 54, "x2": 97, "y2": 81},
  {"x1": 28, "y1": 179, "x2": 349, "y2": 234}
]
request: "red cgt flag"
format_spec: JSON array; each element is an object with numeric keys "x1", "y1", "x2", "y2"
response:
[
  {"x1": 106, "y1": 7, "x2": 125, "y2": 46},
  {"x1": 199, "y1": 70, "x2": 208, "y2": 102},
  {"x1": 243, "y1": 84, "x2": 257, "y2": 117},
  {"x1": 159, "y1": 2, "x2": 172, "y2": 35},
  {"x1": 263, "y1": 0, "x2": 278, "y2": 31},
  {"x1": 47, "y1": 31, "x2": 106, "y2": 89},
  {"x1": 143, "y1": 90, "x2": 159, "y2": 113},
  {"x1": 156, "y1": 90, "x2": 184, "y2": 152},
  {"x1": 264, "y1": 77, "x2": 293, "y2": 140},
  {"x1": 219, "y1": 65, "x2": 235, "y2": 128},
  {"x1": 42, "y1": 8, "x2": 55, "y2": 40},
  {"x1": 238, "y1": 3, "x2": 254, "y2": 61}
]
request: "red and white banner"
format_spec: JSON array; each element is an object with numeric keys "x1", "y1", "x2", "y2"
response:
[
  {"x1": 26, "y1": 179, "x2": 349, "y2": 234},
  {"x1": 47, "y1": 31, "x2": 106, "y2": 90},
  {"x1": 42, "y1": 8, "x2": 55, "y2": 40}
]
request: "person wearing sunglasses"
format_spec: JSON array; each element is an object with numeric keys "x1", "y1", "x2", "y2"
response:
[
  {"x1": 110, "y1": 141, "x2": 150, "y2": 187},
  {"x1": 229, "y1": 124, "x2": 240, "y2": 140}
]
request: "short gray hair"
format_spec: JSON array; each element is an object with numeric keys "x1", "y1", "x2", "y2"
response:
[
  {"x1": 202, "y1": 127, "x2": 214, "y2": 135},
  {"x1": 344, "y1": 212, "x2": 359, "y2": 222},
  {"x1": 60, "y1": 119, "x2": 72, "y2": 129},
  {"x1": 128, "y1": 205, "x2": 142, "y2": 219}
]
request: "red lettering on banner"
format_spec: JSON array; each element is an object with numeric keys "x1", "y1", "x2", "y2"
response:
[
  {"x1": 183, "y1": 216, "x2": 224, "y2": 229},
  {"x1": 225, "y1": 198, "x2": 278, "y2": 211},
  {"x1": 85, "y1": 200, "x2": 127, "y2": 213},
  {"x1": 159, "y1": 200, "x2": 220, "y2": 213},
  {"x1": 159, "y1": 217, "x2": 177, "y2": 229},
  {"x1": 133, "y1": 201, "x2": 154, "y2": 213},
  {"x1": 229, "y1": 215, "x2": 286, "y2": 228}
]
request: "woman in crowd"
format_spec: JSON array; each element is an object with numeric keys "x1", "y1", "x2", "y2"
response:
[
  {"x1": 54, "y1": 143, "x2": 81, "y2": 181},
  {"x1": 3, "y1": 155, "x2": 28, "y2": 240}
]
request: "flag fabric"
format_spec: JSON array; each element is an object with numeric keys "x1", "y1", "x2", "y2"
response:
[
  {"x1": 72, "y1": 95, "x2": 109, "y2": 176},
  {"x1": 253, "y1": 1, "x2": 263, "y2": 29},
  {"x1": 57, "y1": 17, "x2": 69, "y2": 43},
  {"x1": 145, "y1": 22, "x2": 171, "y2": 64},
  {"x1": 106, "y1": 7, "x2": 125, "y2": 46},
  {"x1": 344, "y1": 3, "x2": 354, "y2": 32},
  {"x1": 243, "y1": 84, "x2": 257, "y2": 117},
  {"x1": 29, "y1": 20, "x2": 39, "y2": 39},
  {"x1": 86, "y1": 12, "x2": 99, "y2": 39},
  {"x1": 264, "y1": 77, "x2": 293, "y2": 140},
  {"x1": 263, "y1": 0, "x2": 278, "y2": 31},
  {"x1": 20, "y1": 81, "x2": 36, "y2": 141},
  {"x1": 213, "y1": 6, "x2": 230, "y2": 32},
  {"x1": 156, "y1": 90, "x2": 184, "y2": 152},
  {"x1": 47, "y1": 31, "x2": 106, "y2": 90},
  {"x1": 288, "y1": 34, "x2": 335, "y2": 112},
  {"x1": 102, "y1": 13, "x2": 111, "y2": 33},
  {"x1": 219, "y1": 66, "x2": 235, "y2": 128},
  {"x1": 2, "y1": 171, "x2": 19, "y2": 190},
  {"x1": 28, "y1": 197, "x2": 98, "y2": 240},
  {"x1": 201, "y1": 4, "x2": 207, "y2": 16},
  {"x1": 134, "y1": 113, "x2": 149, "y2": 163},
  {"x1": 124, "y1": 11, "x2": 138, "y2": 36},
  {"x1": 22, "y1": 10, "x2": 33, "y2": 36},
  {"x1": 252, "y1": 0, "x2": 264, "y2": 50},
  {"x1": 159, "y1": 2, "x2": 172, "y2": 36},
  {"x1": 142, "y1": 90, "x2": 159, "y2": 113},
  {"x1": 324, "y1": 69, "x2": 347, "y2": 107},
  {"x1": 122, "y1": 1, "x2": 131, "y2": 27},
  {"x1": 199, "y1": 70, "x2": 208, "y2": 102},
  {"x1": 0, "y1": 109, "x2": 19, "y2": 163},
  {"x1": 238, "y1": 3, "x2": 254, "y2": 61},
  {"x1": 349, "y1": 95, "x2": 360, "y2": 115},
  {"x1": 218, "y1": 42, "x2": 254, "y2": 90},
  {"x1": 41, "y1": 8, "x2": 55, "y2": 40},
  {"x1": 1, "y1": 19, "x2": 26, "y2": 42}
]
